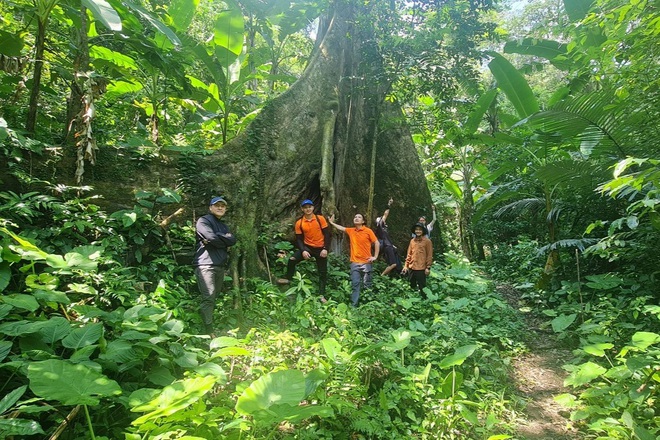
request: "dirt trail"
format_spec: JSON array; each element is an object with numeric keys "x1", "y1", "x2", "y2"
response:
[{"x1": 497, "y1": 284, "x2": 580, "y2": 439}]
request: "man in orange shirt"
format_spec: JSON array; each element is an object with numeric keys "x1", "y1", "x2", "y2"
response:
[
  {"x1": 328, "y1": 213, "x2": 380, "y2": 307},
  {"x1": 277, "y1": 199, "x2": 331, "y2": 299}
]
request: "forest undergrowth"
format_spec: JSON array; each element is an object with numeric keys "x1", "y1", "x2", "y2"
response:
[{"x1": 0, "y1": 194, "x2": 658, "y2": 439}]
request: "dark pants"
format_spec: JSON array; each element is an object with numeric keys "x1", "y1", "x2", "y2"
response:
[
  {"x1": 195, "y1": 265, "x2": 225, "y2": 333},
  {"x1": 285, "y1": 247, "x2": 328, "y2": 295},
  {"x1": 409, "y1": 270, "x2": 427, "y2": 297},
  {"x1": 350, "y1": 262, "x2": 373, "y2": 306}
]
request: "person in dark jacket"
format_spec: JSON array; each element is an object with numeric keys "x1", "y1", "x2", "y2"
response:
[{"x1": 192, "y1": 196, "x2": 237, "y2": 335}]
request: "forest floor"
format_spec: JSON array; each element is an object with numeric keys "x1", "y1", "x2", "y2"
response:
[{"x1": 496, "y1": 284, "x2": 582, "y2": 440}]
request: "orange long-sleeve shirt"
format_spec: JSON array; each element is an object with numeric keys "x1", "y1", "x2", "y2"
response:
[{"x1": 405, "y1": 236, "x2": 433, "y2": 270}]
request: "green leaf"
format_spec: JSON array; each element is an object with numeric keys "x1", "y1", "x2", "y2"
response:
[
  {"x1": 563, "y1": 0, "x2": 594, "y2": 21},
  {"x1": 582, "y1": 343, "x2": 613, "y2": 357},
  {"x1": 504, "y1": 38, "x2": 569, "y2": 69},
  {"x1": 564, "y1": 361, "x2": 607, "y2": 387},
  {"x1": 82, "y1": 0, "x2": 122, "y2": 31},
  {"x1": 321, "y1": 338, "x2": 345, "y2": 362},
  {"x1": 2, "y1": 294, "x2": 40, "y2": 312},
  {"x1": 0, "y1": 30, "x2": 25, "y2": 57},
  {"x1": 213, "y1": 1, "x2": 244, "y2": 66},
  {"x1": 28, "y1": 359, "x2": 122, "y2": 405},
  {"x1": 131, "y1": 376, "x2": 216, "y2": 425},
  {"x1": 124, "y1": 1, "x2": 181, "y2": 46},
  {"x1": 0, "y1": 385, "x2": 27, "y2": 414},
  {"x1": 464, "y1": 89, "x2": 498, "y2": 134},
  {"x1": 37, "y1": 317, "x2": 71, "y2": 344},
  {"x1": 62, "y1": 323, "x2": 104, "y2": 350},
  {"x1": 0, "y1": 261, "x2": 10, "y2": 292},
  {"x1": 551, "y1": 313, "x2": 577, "y2": 332},
  {"x1": 235, "y1": 369, "x2": 306, "y2": 417},
  {"x1": 0, "y1": 340, "x2": 12, "y2": 362},
  {"x1": 488, "y1": 53, "x2": 539, "y2": 119},
  {"x1": 439, "y1": 345, "x2": 478, "y2": 369},
  {"x1": 631, "y1": 332, "x2": 660, "y2": 350},
  {"x1": 169, "y1": 0, "x2": 199, "y2": 32},
  {"x1": 0, "y1": 418, "x2": 45, "y2": 437}
]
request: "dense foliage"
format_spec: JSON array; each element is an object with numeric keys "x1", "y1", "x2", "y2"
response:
[{"x1": 1, "y1": 0, "x2": 659, "y2": 438}]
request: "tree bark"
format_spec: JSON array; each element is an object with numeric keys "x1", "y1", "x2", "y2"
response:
[{"x1": 193, "y1": 0, "x2": 432, "y2": 279}]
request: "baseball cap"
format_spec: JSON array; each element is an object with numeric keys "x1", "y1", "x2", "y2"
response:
[
  {"x1": 300, "y1": 199, "x2": 314, "y2": 207},
  {"x1": 210, "y1": 196, "x2": 227, "y2": 206}
]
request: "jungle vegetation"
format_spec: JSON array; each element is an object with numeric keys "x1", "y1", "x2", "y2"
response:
[{"x1": 0, "y1": 0, "x2": 658, "y2": 438}]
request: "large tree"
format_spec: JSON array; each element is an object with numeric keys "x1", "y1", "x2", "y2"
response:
[{"x1": 194, "y1": 0, "x2": 432, "y2": 279}]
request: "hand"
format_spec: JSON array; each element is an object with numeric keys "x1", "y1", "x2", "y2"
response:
[
  {"x1": 329, "y1": 214, "x2": 335, "y2": 222},
  {"x1": 320, "y1": 249, "x2": 328, "y2": 258},
  {"x1": 302, "y1": 251, "x2": 311, "y2": 260},
  {"x1": 431, "y1": 205, "x2": 436, "y2": 211},
  {"x1": 425, "y1": 268, "x2": 430, "y2": 275},
  {"x1": 367, "y1": 256, "x2": 376, "y2": 263},
  {"x1": 401, "y1": 268, "x2": 408, "y2": 275}
]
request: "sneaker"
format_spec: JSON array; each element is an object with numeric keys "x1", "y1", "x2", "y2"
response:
[{"x1": 276, "y1": 278, "x2": 290, "y2": 285}]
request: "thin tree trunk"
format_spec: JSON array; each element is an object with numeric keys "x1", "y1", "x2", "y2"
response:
[{"x1": 26, "y1": 19, "x2": 47, "y2": 134}]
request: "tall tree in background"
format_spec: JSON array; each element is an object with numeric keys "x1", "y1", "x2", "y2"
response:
[{"x1": 194, "y1": 0, "x2": 433, "y2": 278}]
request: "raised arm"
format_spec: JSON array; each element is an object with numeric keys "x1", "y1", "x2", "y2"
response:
[
  {"x1": 380, "y1": 198, "x2": 393, "y2": 223},
  {"x1": 328, "y1": 214, "x2": 346, "y2": 232},
  {"x1": 427, "y1": 205, "x2": 437, "y2": 229}
]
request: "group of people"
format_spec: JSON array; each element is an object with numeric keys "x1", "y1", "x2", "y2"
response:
[{"x1": 192, "y1": 196, "x2": 434, "y2": 335}]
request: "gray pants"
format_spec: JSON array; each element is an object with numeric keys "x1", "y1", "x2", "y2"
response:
[
  {"x1": 349, "y1": 262, "x2": 372, "y2": 306},
  {"x1": 195, "y1": 265, "x2": 225, "y2": 333}
]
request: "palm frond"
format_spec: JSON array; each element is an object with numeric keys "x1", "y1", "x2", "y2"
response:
[
  {"x1": 533, "y1": 159, "x2": 608, "y2": 189},
  {"x1": 526, "y1": 91, "x2": 640, "y2": 158},
  {"x1": 538, "y1": 238, "x2": 599, "y2": 255},
  {"x1": 494, "y1": 197, "x2": 545, "y2": 218}
]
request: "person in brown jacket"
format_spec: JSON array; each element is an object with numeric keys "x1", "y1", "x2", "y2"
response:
[{"x1": 402, "y1": 222, "x2": 433, "y2": 297}]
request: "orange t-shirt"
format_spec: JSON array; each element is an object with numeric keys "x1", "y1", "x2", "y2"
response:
[
  {"x1": 344, "y1": 227, "x2": 377, "y2": 263},
  {"x1": 295, "y1": 215, "x2": 328, "y2": 248}
]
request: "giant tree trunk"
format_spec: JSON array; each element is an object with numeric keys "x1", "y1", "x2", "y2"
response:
[{"x1": 193, "y1": 0, "x2": 431, "y2": 278}]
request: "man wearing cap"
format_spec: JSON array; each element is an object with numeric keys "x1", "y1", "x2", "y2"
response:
[
  {"x1": 402, "y1": 222, "x2": 433, "y2": 297},
  {"x1": 328, "y1": 212, "x2": 380, "y2": 307},
  {"x1": 277, "y1": 199, "x2": 331, "y2": 300},
  {"x1": 192, "y1": 196, "x2": 237, "y2": 335}
]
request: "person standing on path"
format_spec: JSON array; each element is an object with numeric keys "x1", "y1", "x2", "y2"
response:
[
  {"x1": 375, "y1": 198, "x2": 401, "y2": 276},
  {"x1": 328, "y1": 213, "x2": 380, "y2": 307},
  {"x1": 192, "y1": 196, "x2": 237, "y2": 336},
  {"x1": 402, "y1": 222, "x2": 433, "y2": 298},
  {"x1": 277, "y1": 199, "x2": 331, "y2": 301}
]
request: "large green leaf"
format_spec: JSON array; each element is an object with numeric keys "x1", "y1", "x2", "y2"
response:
[
  {"x1": 0, "y1": 385, "x2": 27, "y2": 414},
  {"x1": 28, "y1": 359, "x2": 122, "y2": 405},
  {"x1": 131, "y1": 376, "x2": 216, "y2": 425},
  {"x1": 169, "y1": 0, "x2": 199, "y2": 32},
  {"x1": 62, "y1": 322, "x2": 104, "y2": 349},
  {"x1": 0, "y1": 419, "x2": 45, "y2": 437},
  {"x1": 0, "y1": 340, "x2": 12, "y2": 362},
  {"x1": 504, "y1": 38, "x2": 569, "y2": 70},
  {"x1": 213, "y1": 1, "x2": 244, "y2": 67},
  {"x1": 488, "y1": 53, "x2": 539, "y2": 119},
  {"x1": 0, "y1": 30, "x2": 24, "y2": 57},
  {"x1": 0, "y1": 261, "x2": 10, "y2": 292},
  {"x1": 463, "y1": 89, "x2": 498, "y2": 135},
  {"x1": 236, "y1": 369, "x2": 306, "y2": 417},
  {"x1": 564, "y1": 361, "x2": 606, "y2": 387},
  {"x1": 1, "y1": 294, "x2": 39, "y2": 312},
  {"x1": 563, "y1": 0, "x2": 594, "y2": 21},
  {"x1": 83, "y1": 0, "x2": 122, "y2": 31},
  {"x1": 37, "y1": 317, "x2": 71, "y2": 345},
  {"x1": 551, "y1": 313, "x2": 577, "y2": 333},
  {"x1": 124, "y1": 1, "x2": 181, "y2": 46},
  {"x1": 439, "y1": 345, "x2": 478, "y2": 369},
  {"x1": 631, "y1": 332, "x2": 660, "y2": 350}
]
